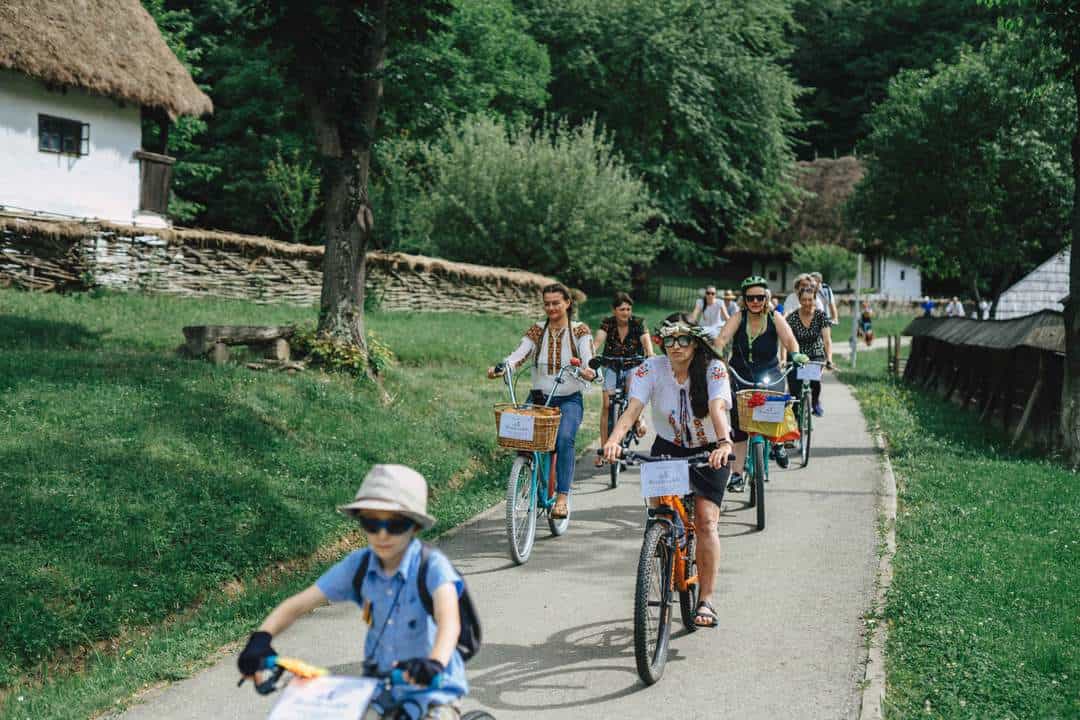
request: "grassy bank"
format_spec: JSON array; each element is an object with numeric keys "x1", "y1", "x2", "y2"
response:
[
  {"x1": 839, "y1": 351, "x2": 1077, "y2": 719},
  {"x1": 0, "y1": 289, "x2": 672, "y2": 719}
]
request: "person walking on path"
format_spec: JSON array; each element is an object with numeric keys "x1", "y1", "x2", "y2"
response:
[
  {"x1": 487, "y1": 283, "x2": 596, "y2": 520},
  {"x1": 237, "y1": 465, "x2": 468, "y2": 720},
  {"x1": 784, "y1": 286, "x2": 834, "y2": 417},
  {"x1": 716, "y1": 276, "x2": 804, "y2": 485},
  {"x1": 921, "y1": 296, "x2": 936, "y2": 317},
  {"x1": 723, "y1": 289, "x2": 740, "y2": 319},
  {"x1": 810, "y1": 272, "x2": 839, "y2": 325},
  {"x1": 945, "y1": 297, "x2": 965, "y2": 318},
  {"x1": 979, "y1": 298, "x2": 991, "y2": 319},
  {"x1": 593, "y1": 292, "x2": 654, "y2": 466},
  {"x1": 602, "y1": 314, "x2": 734, "y2": 629}
]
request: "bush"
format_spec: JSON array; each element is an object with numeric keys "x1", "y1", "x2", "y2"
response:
[
  {"x1": 792, "y1": 242, "x2": 857, "y2": 287},
  {"x1": 293, "y1": 325, "x2": 395, "y2": 377},
  {"x1": 409, "y1": 115, "x2": 665, "y2": 288}
]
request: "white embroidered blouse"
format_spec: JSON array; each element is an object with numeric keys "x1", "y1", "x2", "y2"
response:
[
  {"x1": 628, "y1": 356, "x2": 732, "y2": 447},
  {"x1": 503, "y1": 321, "x2": 594, "y2": 397}
]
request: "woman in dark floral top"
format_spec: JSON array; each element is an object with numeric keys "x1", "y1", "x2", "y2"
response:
[
  {"x1": 593, "y1": 292, "x2": 654, "y2": 465},
  {"x1": 784, "y1": 286, "x2": 833, "y2": 417}
]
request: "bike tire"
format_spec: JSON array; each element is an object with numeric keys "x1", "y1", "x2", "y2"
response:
[
  {"x1": 747, "y1": 451, "x2": 756, "y2": 508},
  {"x1": 461, "y1": 712, "x2": 496, "y2": 720},
  {"x1": 608, "y1": 401, "x2": 620, "y2": 489},
  {"x1": 505, "y1": 455, "x2": 537, "y2": 565},
  {"x1": 800, "y1": 396, "x2": 812, "y2": 468},
  {"x1": 753, "y1": 441, "x2": 766, "y2": 531},
  {"x1": 634, "y1": 522, "x2": 674, "y2": 685},
  {"x1": 678, "y1": 529, "x2": 699, "y2": 633}
]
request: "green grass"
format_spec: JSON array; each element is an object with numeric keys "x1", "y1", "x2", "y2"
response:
[
  {"x1": 834, "y1": 313, "x2": 916, "y2": 339},
  {"x1": 839, "y1": 351, "x2": 1078, "y2": 719},
  {"x1": 0, "y1": 288, "x2": 652, "y2": 719}
]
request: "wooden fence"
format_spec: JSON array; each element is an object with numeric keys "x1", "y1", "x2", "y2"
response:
[{"x1": 902, "y1": 312, "x2": 1066, "y2": 448}]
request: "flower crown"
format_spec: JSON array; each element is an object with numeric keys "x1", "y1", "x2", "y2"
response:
[{"x1": 656, "y1": 320, "x2": 711, "y2": 342}]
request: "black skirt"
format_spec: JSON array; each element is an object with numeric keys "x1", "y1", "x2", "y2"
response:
[{"x1": 650, "y1": 436, "x2": 729, "y2": 507}]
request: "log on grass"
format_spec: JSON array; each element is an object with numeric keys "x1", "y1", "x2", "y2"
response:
[{"x1": 183, "y1": 325, "x2": 295, "y2": 356}]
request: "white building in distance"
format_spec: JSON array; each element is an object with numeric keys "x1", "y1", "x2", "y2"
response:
[{"x1": 0, "y1": 0, "x2": 211, "y2": 227}]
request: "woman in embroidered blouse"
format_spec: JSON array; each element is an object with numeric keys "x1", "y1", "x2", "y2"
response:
[
  {"x1": 784, "y1": 286, "x2": 833, "y2": 417},
  {"x1": 487, "y1": 283, "x2": 596, "y2": 520},
  {"x1": 592, "y1": 292, "x2": 654, "y2": 466},
  {"x1": 601, "y1": 314, "x2": 733, "y2": 629}
]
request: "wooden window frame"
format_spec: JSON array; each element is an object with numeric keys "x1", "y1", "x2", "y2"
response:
[{"x1": 38, "y1": 114, "x2": 89, "y2": 156}]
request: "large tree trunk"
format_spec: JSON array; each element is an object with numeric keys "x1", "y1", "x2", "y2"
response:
[
  {"x1": 1062, "y1": 69, "x2": 1080, "y2": 466},
  {"x1": 311, "y1": 0, "x2": 387, "y2": 349}
]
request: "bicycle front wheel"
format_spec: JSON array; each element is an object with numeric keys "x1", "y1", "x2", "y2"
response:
[
  {"x1": 800, "y1": 395, "x2": 812, "y2": 468},
  {"x1": 505, "y1": 455, "x2": 537, "y2": 564},
  {"x1": 461, "y1": 712, "x2": 496, "y2": 720},
  {"x1": 608, "y1": 402, "x2": 621, "y2": 489},
  {"x1": 634, "y1": 522, "x2": 674, "y2": 685},
  {"x1": 753, "y1": 441, "x2": 766, "y2": 531}
]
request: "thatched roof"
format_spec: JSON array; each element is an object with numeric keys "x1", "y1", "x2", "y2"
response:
[
  {"x1": 0, "y1": 212, "x2": 560, "y2": 288},
  {"x1": 728, "y1": 156, "x2": 865, "y2": 257},
  {"x1": 0, "y1": 0, "x2": 212, "y2": 118}
]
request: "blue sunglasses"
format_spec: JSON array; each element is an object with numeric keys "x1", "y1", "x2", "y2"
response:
[{"x1": 356, "y1": 515, "x2": 416, "y2": 535}]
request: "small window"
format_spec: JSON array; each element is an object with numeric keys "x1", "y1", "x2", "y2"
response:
[
  {"x1": 900, "y1": 270, "x2": 906, "y2": 281},
  {"x1": 39, "y1": 115, "x2": 89, "y2": 156},
  {"x1": 768, "y1": 270, "x2": 778, "y2": 282}
]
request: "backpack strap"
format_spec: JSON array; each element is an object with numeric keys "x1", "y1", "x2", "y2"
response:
[
  {"x1": 416, "y1": 543, "x2": 434, "y2": 616},
  {"x1": 351, "y1": 548, "x2": 373, "y2": 606}
]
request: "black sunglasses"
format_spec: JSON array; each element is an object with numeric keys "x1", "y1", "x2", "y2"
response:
[
  {"x1": 705, "y1": 291, "x2": 716, "y2": 295},
  {"x1": 662, "y1": 335, "x2": 695, "y2": 348},
  {"x1": 744, "y1": 294, "x2": 767, "y2": 303},
  {"x1": 357, "y1": 515, "x2": 416, "y2": 535}
]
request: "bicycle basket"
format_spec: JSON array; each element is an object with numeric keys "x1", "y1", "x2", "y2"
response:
[
  {"x1": 493, "y1": 403, "x2": 561, "y2": 452},
  {"x1": 735, "y1": 389, "x2": 799, "y2": 442}
]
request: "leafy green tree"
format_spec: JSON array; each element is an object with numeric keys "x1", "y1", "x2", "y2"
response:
[
  {"x1": 381, "y1": 0, "x2": 550, "y2": 140},
  {"x1": 790, "y1": 0, "x2": 998, "y2": 159},
  {"x1": 792, "y1": 242, "x2": 856, "y2": 287},
  {"x1": 254, "y1": 0, "x2": 452, "y2": 353},
  {"x1": 412, "y1": 116, "x2": 665, "y2": 288},
  {"x1": 848, "y1": 30, "x2": 1073, "y2": 308},
  {"x1": 520, "y1": 0, "x2": 801, "y2": 251}
]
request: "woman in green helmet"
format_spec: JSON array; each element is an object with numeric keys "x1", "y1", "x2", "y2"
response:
[{"x1": 715, "y1": 276, "x2": 803, "y2": 486}]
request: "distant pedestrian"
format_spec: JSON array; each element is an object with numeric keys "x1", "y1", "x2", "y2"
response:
[
  {"x1": 723, "y1": 290, "x2": 739, "y2": 319},
  {"x1": 979, "y1": 299, "x2": 991, "y2": 320},
  {"x1": 858, "y1": 301, "x2": 874, "y2": 347},
  {"x1": 945, "y1": 297, "x2": 964, "y2": 318},
  {"x1": 810, "y1": 272, "x2": 839, "y2": 325},
  {"x1": 921, "y1": 296, "x2": 935, "y2": 317}
]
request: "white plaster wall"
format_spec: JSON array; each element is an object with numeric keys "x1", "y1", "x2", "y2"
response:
[
  {"x1": 878, "y1": 256, "x2": 922, "y2": 299},
  {"x1": 0, "y1": 70, "x2": 163, "y2": 226}
]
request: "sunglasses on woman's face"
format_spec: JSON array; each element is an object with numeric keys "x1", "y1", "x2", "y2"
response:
[
  {"x1": 357, "y1": 515, "x2": 415, "y2": 535},
  {"x1": 744, "y1": 294, "x2": 767, "y2": 303},
  {"x1": 662, "y1": 334, "x2": 694, "y2": 348},
  {"x1": 799, "y1": 288, "x2": 816, "y2": 296}
]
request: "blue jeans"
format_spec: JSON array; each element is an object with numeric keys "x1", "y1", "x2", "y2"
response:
[{"x1": 539, "y1": 392, "x2": 584, "y2": 494}]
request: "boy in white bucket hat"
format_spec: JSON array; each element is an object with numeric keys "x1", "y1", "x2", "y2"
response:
[{"x1": 238, "y1": 465, "x2": 468, "y2": 719}]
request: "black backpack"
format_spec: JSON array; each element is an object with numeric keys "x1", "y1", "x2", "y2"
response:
[{"x1": 352, "y1": 543, "x2": 482, "y2": 662}]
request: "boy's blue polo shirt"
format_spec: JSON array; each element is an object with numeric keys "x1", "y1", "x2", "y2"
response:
[{"x1": 316, "y1": 538, "x2": 468, "y2": 716}]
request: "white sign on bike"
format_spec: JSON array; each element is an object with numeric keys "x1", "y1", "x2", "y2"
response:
[
  {"x1": 499, "y1": 412, "x2": 535, "y2": 442},
  {"x1": 640, "y1": 460, "x2": 690, "y2": 498},
  {"x1": 751, "y1": 400, "x2": 786, "y2": 423},
  {"x1": 268, "y1": 676, "x2": 378, "y2": 720},
  {"x1": 796, "y1": 364, "x2": 823, "y2": 381}
]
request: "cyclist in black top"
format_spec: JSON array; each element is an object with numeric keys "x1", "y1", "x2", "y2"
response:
[
  {"x1": 593, "y1": 292, "x2": 654, "y2": 465},
  {"x1": 715, "y1": 276, "x2": 801, "y2": 486}
]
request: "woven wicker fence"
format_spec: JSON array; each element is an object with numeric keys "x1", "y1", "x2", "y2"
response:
[{"x1": 0, "y1": 215, "x2": 557, "y2": 316}]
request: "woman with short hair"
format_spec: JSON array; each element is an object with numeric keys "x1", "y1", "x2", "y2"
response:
[{"x1": 593, "y1": 292, "x2": 654, "y2": 465}]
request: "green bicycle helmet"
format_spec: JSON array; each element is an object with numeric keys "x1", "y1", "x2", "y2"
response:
[{"x1": 740, "y1": 275, "x2": 769, "y2": 293}]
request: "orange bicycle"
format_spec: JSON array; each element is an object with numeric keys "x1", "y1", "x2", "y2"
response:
[{"x1": 608, "y1": 449, "x2": 724, "y2": 685}]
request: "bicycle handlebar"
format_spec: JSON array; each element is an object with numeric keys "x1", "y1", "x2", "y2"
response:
[
  {"x1": 727, "y1": 364, "x2": 797, "y2": 389},
  {"x1": 588, "y1": 354, "x2": 647, "y2": 370},
  {"x1": 240, "y1": 655, "x2": 444, "y2": 696},
  {"x1": 597, "y1": 449, "x2": 735, "y2": 467}
]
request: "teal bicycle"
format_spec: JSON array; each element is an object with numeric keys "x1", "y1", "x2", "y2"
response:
[
  {"x1": 729, "y1": 365, "x2": 798, "y2": 531},
  {"x1": 494, "y1": 359, "x2": 594, "y2": 564}
]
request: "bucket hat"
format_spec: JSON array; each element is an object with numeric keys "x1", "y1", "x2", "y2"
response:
[
  {"x1": 723, "y1": 290, "x2": 736, "y2": 300},
  {"x1": 337, "y1": 464, "x2": 436, "y2": 530}
]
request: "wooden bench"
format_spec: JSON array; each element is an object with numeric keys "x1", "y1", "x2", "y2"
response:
[{"x1": 182, "y1": 325, "x2": 295, "y2": 365}]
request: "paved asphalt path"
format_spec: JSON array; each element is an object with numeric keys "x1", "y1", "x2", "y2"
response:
[{"x1": 118, "y1": 372, "x2": 879, "y2": 720}]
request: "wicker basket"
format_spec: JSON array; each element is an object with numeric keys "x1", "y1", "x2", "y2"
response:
[
  {"x1": 735, "y1": 389, "x2": 796, "y2": 440},
  {"x1": 493, "y1": 403, "x2": 561, "y2": 452}
]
